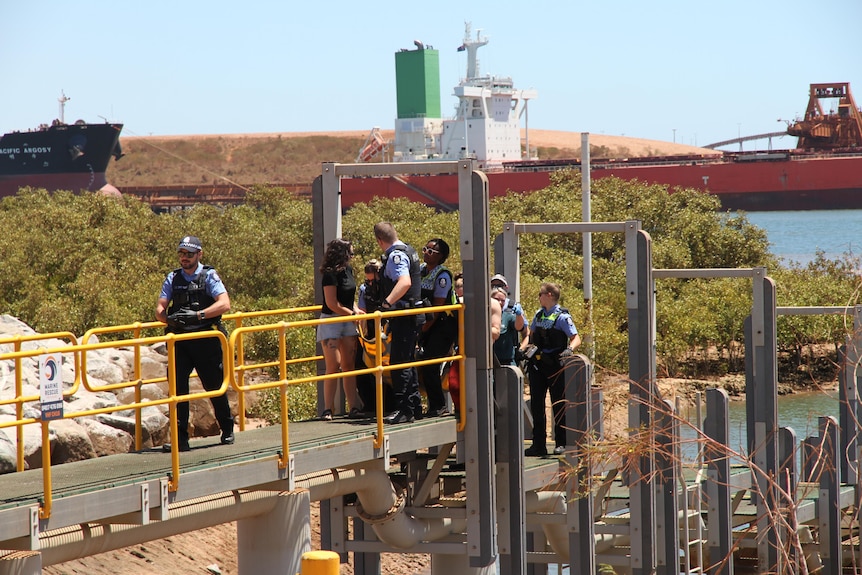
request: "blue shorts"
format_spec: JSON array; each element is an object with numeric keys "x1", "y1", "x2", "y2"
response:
[{"x1": 316, "y1": 313, "x2": 359, "y2": 342}]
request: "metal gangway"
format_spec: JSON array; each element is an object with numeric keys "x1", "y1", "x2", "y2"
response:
[{"x1": 1, "y1": 160, "x2": 860, "y2": 574}]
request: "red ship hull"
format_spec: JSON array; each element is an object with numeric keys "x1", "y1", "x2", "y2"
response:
[{"x1": 339, "y1": 151, "x2": 862, "y2": 211}]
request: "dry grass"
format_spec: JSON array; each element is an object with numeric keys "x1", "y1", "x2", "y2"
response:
[{"x1": 111, "y1": 129, "x2": 719, "y2": 189}]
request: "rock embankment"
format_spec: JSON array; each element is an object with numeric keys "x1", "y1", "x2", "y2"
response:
[{"x1": 0, "y1": 315, "x2": 237, "y2": 473}]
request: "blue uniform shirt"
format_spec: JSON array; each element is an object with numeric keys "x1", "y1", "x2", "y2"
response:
[
  {"x1": 383, "y1": 241, "x2": 411, "y2": 283},
  {"x1": 160, "y1": 263, "x2": 227, "y2": 301}
]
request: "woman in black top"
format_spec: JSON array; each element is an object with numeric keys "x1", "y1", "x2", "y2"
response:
[{"x1": 317, "y1": 238, "x2": 363, "y2": 420}]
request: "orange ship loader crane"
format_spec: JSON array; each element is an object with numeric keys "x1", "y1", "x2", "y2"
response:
[{"x1": 788, "y1": 82, "x2": 862, "y2": 150}]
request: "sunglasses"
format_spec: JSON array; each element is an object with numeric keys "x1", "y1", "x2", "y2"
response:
[
  {"x1": 422, "y1": 246, "x2": 440, "y2": 255},
  {"x1": 178, "y1": 250, "x2": 198, "y2": 258}
]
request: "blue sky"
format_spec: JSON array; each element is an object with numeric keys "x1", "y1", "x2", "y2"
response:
[{"x1": 2, "y1": 0, "x2": 860, "y2": 149}]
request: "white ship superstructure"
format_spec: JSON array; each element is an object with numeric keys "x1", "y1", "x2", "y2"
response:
[{"x1": 392, "y1": 24, "x2": 536, "y2": 168}]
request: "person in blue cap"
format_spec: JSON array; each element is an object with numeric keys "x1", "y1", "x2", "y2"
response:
[{"x1": 156, "y1": 235, "x2": 233, "y2": 452}]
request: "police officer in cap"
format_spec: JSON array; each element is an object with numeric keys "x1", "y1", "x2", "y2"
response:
[
  {"x1": 156, "y1": 236, "x2": 233, "y2": 451},
  {"x1": 374, "y1": 221, "x2": 423, "y2": 424},
  {"x1": 520, "y1": 282, "x2": 580, "y2": 457}
]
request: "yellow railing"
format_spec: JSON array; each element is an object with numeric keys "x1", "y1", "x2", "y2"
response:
[
  {"x1": 229, "y1": 303, "x2": 465, "y2": 461},
  {"x1": 0, "y1": 329, "x2": 229, "y2": 517},
  {"x1": 0, "y1": 332, "x2": 80, "y2": 472},
  {"x1": 0, "y1": 302, "x2": 465, "y2": 517}
]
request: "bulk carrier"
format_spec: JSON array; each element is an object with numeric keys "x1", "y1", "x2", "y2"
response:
[
  {"x1": 344, "y1": 25, "x2": 862, "y2": 211},
  {"x1": 0, "y1": 93, "x2": 124, "y2": 197}
]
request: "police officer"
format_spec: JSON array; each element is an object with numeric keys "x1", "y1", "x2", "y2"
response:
[
  {"x1": 418, "y1": 238, "x2": 457, "y2": 417},
  {"x1": 520, "y1": 282, "x2": 580, "y2": 457},
  {"x1": 374, "y1": 222, "x2": 423, "y2": 424},
  {"x1": 156, "y1": 236, "x2": 233, "y2": 452}
]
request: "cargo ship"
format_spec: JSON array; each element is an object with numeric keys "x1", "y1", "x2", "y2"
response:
[
  {"x1": 0, "y1": 93, "x2": 124, "y2": 197},
  {"x1": 344, "y1": 26, "x2": 862, "y2": 211}
]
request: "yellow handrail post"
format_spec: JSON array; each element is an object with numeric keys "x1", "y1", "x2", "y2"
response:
[
  {"x1": 14, "y1": 337, "x2": 24, "y2": 472},
  {"x1": 278, "y1": 321, "x2": 289, "y2": 470},
  {"x1": 132, "y1": 322, "x2": 144, "y2": 451},
  {"x1": 39, "y1": 420, "x2": 52, "y2": 519},
  {"x1": 166, "y1": 335, "x2": 180, "y2": 492},
  {"x1": 373, "y1": 312, "x2": 385, "y2": 449},
  {"x1": 234, "y1": 316, "x2": 246, "y2": 431}
]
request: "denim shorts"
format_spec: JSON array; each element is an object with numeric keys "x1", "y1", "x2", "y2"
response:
[{"x1": 316, "y1": 312, "x2": 359, "y2": 342}]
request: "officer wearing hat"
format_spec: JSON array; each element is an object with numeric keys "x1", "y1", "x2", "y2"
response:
[{"x1": 156, "y1": 235, "x2": 234, "y2": 452}]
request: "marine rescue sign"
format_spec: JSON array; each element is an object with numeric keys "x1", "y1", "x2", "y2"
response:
[{"x1": 39, "y1": 353, "x2": 63, "y2": 420}]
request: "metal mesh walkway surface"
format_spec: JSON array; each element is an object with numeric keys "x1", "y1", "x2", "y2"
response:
[{"x1": 0, "y1": 416, "x2": 471, "y2": 548}]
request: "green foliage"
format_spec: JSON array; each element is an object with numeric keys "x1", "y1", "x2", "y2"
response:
[
  {"x1": 770, "y1": 250, "x2": 862, "y2": 376},
  {"x1": 246, "y1": 384, "x2": 318, "y2": 424},
  {"x1": 342, "y1": 198, "x2": 462, "y2": 275},
  {"x1": 489, "y1": 171, "x2": 856, "y2": 376},
  {"x1": 1, "y1": 177, "x2": 857, "y2": 394}
]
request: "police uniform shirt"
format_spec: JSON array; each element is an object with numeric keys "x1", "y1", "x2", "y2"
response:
[
  {"x1": 160, "y1": 262, "x2": 227, "y2": 301},
  {"x1": 421, "y1": 264, "x2": 453, "y2": 300},
  {"x1": 383, "y1": 241, "x2": 411, "y2": 284},
  {"x1": 529, "y1": 304, "x2": 578, "y2": 352}
]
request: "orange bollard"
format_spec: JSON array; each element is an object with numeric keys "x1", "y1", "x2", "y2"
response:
[{"x1": 299, "y1": 550, "x2": 339, "y2": 575}]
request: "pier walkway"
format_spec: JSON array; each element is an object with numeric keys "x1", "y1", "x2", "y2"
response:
[{"x1": 2, "y1": 160, "x2": 862, "y2": 574}]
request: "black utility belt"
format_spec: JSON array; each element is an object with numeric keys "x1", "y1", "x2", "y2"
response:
[
  {"x1": 167, "y1": 321, "x2": 223, "y2": 335},
  {"x1": 387, "y1": 299, "x2": 426, "y2": 310}
]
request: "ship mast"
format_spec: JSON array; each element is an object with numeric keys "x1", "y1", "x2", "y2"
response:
[
  {"x1": 459, "y1": 23, "x2": 488, "y2": 80},
  {"x1": 58, "y1": 91, "x2": 70, "y2": 124}
]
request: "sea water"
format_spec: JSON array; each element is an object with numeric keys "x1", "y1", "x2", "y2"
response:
[{"x1": 745, "y1": 209, "x2": 862, "y2": 265}]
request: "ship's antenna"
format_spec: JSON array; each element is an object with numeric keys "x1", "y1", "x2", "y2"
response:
[
  {"x1": 58, "y1": 91, "x2": 70, "y2": 124},
  {"x1": 459, "y1": 22, "x2": 488, "y2": 80}
]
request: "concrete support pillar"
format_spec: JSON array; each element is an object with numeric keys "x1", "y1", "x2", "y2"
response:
[
  {"x1": 237, "y1": 489, "x2": 312, "y2": 575},
  {"x1": 0, "y1": 551, "x2": 42, "y2": 575},
  {"x1": 431, "y1": 553, "x2": 495, "y2": 575}
]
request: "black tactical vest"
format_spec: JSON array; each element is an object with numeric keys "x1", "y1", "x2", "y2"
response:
[
  {"x1": 380, "y1": 244, "x2": 421, "y2": 305},
  {"x1": 167, "y1": 266, "x2": 220, "y2": 331}
]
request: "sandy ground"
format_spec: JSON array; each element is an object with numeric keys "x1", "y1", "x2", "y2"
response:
[
  {"x1": 124, "y1": 128, "x2": 719, "y2": 159},
  {"x1": 42, "y1": 505, "x2": 430, "y2": 575}
]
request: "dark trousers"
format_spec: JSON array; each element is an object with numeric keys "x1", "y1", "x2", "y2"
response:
[
  {"x1": 389, "y1": 315, "x2": 421, "y2": 417},
  {"x1": 355, "y1": 344, "x2": 395, "y2": 413},
  {"x1": 419, "y1": 319, "x2": 456, "y2": 412},
  {"x1": 527, "y1": 360, "x2": 566, "y2": 449},
  {"x1": 173, "y1": 335, "x2": 233, "y2": 438}
]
